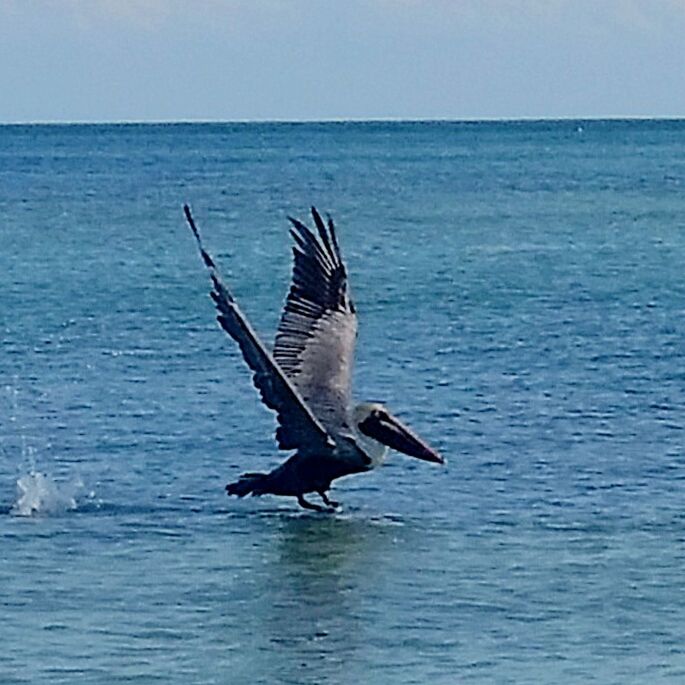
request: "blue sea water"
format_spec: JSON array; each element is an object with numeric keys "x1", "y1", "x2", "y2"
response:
[{"x1": 1, "y1": 120, "x2": 684, "y2": 684}]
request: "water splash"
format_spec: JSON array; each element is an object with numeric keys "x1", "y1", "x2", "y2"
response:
[
  {"x1": 4, "y1": 383, "x2": 88, "y2": 517},
  {"x1": 21, "y1": 440, "x2": 37, "y2": 474},
  {"x1": 11, "y1": 471, "x2": 83, "y2": 517}
]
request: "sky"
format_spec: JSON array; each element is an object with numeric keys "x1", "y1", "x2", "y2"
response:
[{"x1": 0, "y1": 0, "x2": 684, "y2": 122}]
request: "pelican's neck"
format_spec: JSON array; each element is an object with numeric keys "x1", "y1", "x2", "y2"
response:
[{"x1": 352, "y1": 424, "x2": 388, "y2": 467}]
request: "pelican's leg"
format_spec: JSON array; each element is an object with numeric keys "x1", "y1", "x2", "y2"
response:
[
  {"x1": 318, "y1": 491, "x2": 340, "y2": 509},
  {"x1": 297, "y1": 494, "x2": 327, "y2": 512}
]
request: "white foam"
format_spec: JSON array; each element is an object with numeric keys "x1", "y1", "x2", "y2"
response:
[{"x1": 11, "y1": 471, "x2": 83, "y2": 517}]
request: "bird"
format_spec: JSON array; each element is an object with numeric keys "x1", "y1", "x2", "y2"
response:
[{"x1": 184, "y1": 204, "x2": 444, "y2": 512}]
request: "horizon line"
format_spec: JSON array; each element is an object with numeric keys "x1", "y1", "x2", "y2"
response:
[{"x1": 1, "y1": 115, "x2": 685, "y2": 126}]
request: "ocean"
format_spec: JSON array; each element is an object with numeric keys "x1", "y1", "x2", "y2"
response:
[{"x1": 1, "y1": 120, "x2": 684, "y2": 683}]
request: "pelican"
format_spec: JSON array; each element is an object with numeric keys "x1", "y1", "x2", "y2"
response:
[{"x1": 184, "y1": 205, "x2": 444, "y2": 511}]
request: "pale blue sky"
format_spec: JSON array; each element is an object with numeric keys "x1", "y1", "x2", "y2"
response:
[{"x1": 1, "y1": 0, "x2": 684, "y2": 122}]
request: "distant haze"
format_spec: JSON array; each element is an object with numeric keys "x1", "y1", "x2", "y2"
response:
[{"x1": 1, "y1": 0, "x2": 684, "y2": 123}]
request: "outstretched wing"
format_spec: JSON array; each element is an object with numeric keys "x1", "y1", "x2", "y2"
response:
[
  {"x1": 273, "y1": 208, "x2": 358, "y2": 433},
  {"x1": 184, "y1": 205, "x2": 334, "y2": 455}
]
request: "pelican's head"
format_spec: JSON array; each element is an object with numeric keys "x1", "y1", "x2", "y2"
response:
[{"x1": 352, "y1": 403, "x2": 444, "y2": 465}]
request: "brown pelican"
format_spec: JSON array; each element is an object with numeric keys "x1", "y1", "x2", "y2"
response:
[{"x1": 184, "y1": 205, "x2": 444, "y2": 511}]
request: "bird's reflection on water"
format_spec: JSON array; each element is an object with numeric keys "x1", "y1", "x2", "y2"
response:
[{"x1": 257, "y1": 511, "x2": 402, "y2": 684}]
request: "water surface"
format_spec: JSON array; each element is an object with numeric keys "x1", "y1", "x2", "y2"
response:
[{"x1": 1, "y1": 120, "x2": 684, "y2": 683}]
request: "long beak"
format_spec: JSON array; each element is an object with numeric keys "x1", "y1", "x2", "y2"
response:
[{"x1": 359, "y1": 411, "x2": 444, "y2": 464}]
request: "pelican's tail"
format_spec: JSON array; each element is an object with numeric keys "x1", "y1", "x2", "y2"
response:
[{"x1": 226, "y1": 472, "x2": 270, "y2": 498}]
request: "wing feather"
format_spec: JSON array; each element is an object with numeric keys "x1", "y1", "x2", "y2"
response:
[
  {"x1": 273, "y1": 208, "x2": 357, "y2": 432},
  {"x1": 184, "y1": 205, "x2": 334, "y2": 454}
]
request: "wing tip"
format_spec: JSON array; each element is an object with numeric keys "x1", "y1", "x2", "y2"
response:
[
  {"x1": 311, "y1": 206, "x2": 334, "y2": 255},
  {"x1": 183, "y1": 203, "x2": 199, "y2": 240},
  {"x1": 184, "y1": 204, "x2": 219, "y2": 270},
  {"x1": 310, "y1": 205, "x2": 323, "y2": 224},
  {"x1": 287, "y1": 207, "x2": 343, "y2": 270}
]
